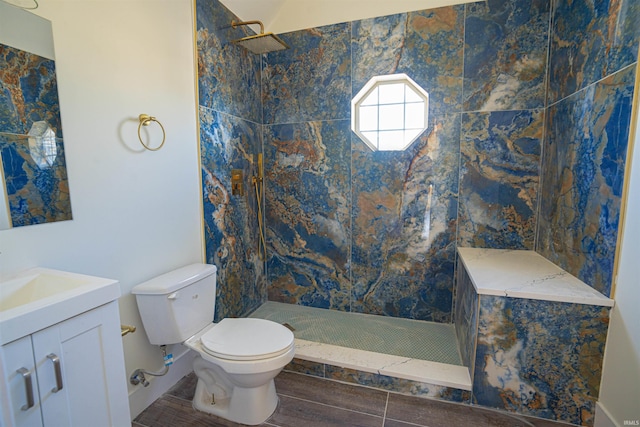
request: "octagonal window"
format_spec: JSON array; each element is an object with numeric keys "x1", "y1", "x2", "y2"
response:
[
  {"x1": 351, "y1": 74, "x2": 429, "y2": 151},
  {"x1": 28, "y1": 121, "x2": 57, "y2": 169}
]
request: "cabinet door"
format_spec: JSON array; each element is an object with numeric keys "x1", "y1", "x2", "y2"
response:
[
  {"x1": 32, "y1": 302, "x2": 130, "y2": 427},
  {"x1": 0, "y1": 336, "x2": 44, "y2": 427}
]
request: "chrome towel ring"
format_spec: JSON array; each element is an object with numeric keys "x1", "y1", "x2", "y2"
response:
[{"x1": 138, "y1": 114, "x2": 165, "y2": 151}]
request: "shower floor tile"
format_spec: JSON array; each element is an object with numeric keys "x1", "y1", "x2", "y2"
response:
[
  {"x1": 250, "y1": 302, "x2": 471, "y2": 390},
  {"x1": 250, "y1": 301, "x2": 462, "y2": 365}
]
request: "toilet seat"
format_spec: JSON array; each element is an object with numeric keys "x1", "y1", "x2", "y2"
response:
[{"x1": 200, "y1": 318, "x2": 294, "y2": 361}]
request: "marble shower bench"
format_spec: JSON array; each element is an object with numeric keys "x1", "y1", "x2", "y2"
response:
[{"x1": 455, "y1": 248, "x2": 613, "y2": 427}]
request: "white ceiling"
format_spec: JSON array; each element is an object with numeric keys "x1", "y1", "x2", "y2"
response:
[{"x1": 220, "y1": 0, "x2": 477, "y2": 34}]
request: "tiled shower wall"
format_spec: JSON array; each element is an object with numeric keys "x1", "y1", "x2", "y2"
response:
[
  {"x1": 197, "y1": 0, "x2": 265, "y2": 321},
  {"x1": 196, "y1": 0, "x2": 639, "y2": 321},
  {"x1": 537, "y1": 0, "x2": 639, "y2": 298},
  {"x1": 263, "y1": 0, "x2": 548, "y2": 322}
]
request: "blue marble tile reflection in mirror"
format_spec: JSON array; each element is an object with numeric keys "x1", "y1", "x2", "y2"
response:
[{"x1": 0, "y1": 2, "x2": 72, "y2": 229}]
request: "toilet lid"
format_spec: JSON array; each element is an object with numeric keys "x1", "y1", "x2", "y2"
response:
[{"x1": 201, "y1": 318, "x2": 294, "y2": 361}]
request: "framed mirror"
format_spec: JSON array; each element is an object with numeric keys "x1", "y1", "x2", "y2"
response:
[{"x1": 0, "y1": 1, "x2": 72, "y2": 229}]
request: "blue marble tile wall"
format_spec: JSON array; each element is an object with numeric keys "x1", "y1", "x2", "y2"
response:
[
  {"x1": 0, "y1": 43, "x2": 71, "y2": 227},
  {"x1": 454, "y1": 264, "x2": 477, "y2": 379},
  {"x1": 537, "y1": 0, "x2": 639, "y2": 297},
  {"x1": 458, "y1": 110, "x2": 543, "y2": 249},
  {"x1": 196, "y1": 0, "x2": 266, "y2": 320},
  {"x1": 196, "y1": 0, "x2": 261, "y2": 124},
  {"x1": 263, "y1": 120, "x2": 352, "y2": 310},
  {"x1": 0, "y1": 44, "x2": 63, "y2": 137},
  {"x1": 458, "y1": 0, "x2": 549, "y2": 250},
  {"x1": 262, "y1": 0, "x2": 550, "y2": 322},
  {"x1": 349, "y1": 10, "x2": 463, "y2": 322},
  {"x1": 0, "y1": 134, "x2": 70, "y2": 227},
  {"x1": 473, "y1": 296, "x2": 610, "y2": 426}
]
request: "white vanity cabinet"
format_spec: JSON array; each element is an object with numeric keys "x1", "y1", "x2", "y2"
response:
[{"x1": 0, "y1": 301, "x2": 130, "y2": 427}]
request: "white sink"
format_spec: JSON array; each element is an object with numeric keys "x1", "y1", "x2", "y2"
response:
[{"x1": 0, "y1": 268, "x2": 121, "y2": 345}]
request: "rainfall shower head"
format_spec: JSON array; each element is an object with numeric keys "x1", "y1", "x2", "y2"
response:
[{"x1": 231, "y1": 20, "x2": 289, "y2": 54}]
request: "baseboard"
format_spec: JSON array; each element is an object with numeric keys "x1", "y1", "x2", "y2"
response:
[
  {"x1": 595, "y1": 401, "x2": 619, "y2": 427},
  {"x1": 128, "y1": 346, "x2": 196, "y2": 420}
]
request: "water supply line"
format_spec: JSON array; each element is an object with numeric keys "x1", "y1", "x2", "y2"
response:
[
  {"x1": 121, "y1": 324, "x2": 136, "y2": 336},
  {"x1": 252, "y1": 153, "x2": 267, "y2": 261},
  {"x1": 130, "y1": 345, "x2": 172, "y2": 387}
]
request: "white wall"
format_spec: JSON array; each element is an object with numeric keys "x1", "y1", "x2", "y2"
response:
[
  {"x1": 0, "y1": 0, "x2": 203, "y2": 419},
  {"x1": 596, "y1": 70, "x2": 640, "y2": 426}
]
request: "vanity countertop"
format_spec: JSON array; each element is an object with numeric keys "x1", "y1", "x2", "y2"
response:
[
  {"x1": 457, "y1": 248, "x2": 614, "y2": 307},
  {"x1": 0, "y1": 268, "x2": 121, "y2": 345}
]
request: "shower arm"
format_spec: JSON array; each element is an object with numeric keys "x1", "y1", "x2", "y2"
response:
[{"x1": 232, "y1": 20, "x2": 265, "y2": 34}]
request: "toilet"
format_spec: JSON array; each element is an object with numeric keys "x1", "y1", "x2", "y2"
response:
[{"x1": 131, "y1": 264, "x2": 295, "y2": 425}]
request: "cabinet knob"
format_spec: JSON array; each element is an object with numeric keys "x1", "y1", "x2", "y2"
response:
[{"x1": 16, "y1": 367, "x2": 35, "y2": 411}]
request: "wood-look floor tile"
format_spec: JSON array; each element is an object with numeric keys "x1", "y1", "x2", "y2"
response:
[
  {"x1": 134, "y1": 395, "x2": 253, "y2": 427},
  {"x1": 167, "y1": 372, "x2": 198, "y2": 401},
  {"x1": 267, "y1": 394, "x2": 384, "y2": 427},
  {"x1": 136, "y1": 370, "x2": 578, "y2": 427},
  {"x1": 274, "y1": 371, "x2": 388, "y2": 417},
  {"x1": 383, "y1": 420, "x2": 422, "y2": 427},
  {"x1": 385, "y1": 393, "x2": 576, "y2": 427},
  {"x1": 520, "y1": 415, "x2": 579, "y2": 427},
  {"x1": 386, "y1": 393, "x2": 511, "y2": 427}
]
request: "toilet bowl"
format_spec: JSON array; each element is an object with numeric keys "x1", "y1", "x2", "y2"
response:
[
  {"x1": 131, "y1": 264, "x2": 295, "y2": 425},
  {"x1": 185, "y1": 318, "x2": 294, "y2": 425}
]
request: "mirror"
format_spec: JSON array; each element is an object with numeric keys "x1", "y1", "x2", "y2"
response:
[{"x1": 0, "y1": 1, "x2": 72, "y2": 229}]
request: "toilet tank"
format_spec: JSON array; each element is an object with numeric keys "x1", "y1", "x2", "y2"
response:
[{"x1": 131, "y1": 264, "x2": 217, "y2": 345}]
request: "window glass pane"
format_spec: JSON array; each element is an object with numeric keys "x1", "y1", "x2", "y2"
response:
[
  {"x1": 359, "y1": 106, "x2": 378, "y2": 131},
  {"x1": 360, "y1": 87, "x2": 378, "y2": 106},
  {"x1": 378, "y1": 83, "x2": 405, "y2": 104},
  {"x1": 361, "y1": 131, "x2": 378, "y2": 146},
  {"x1": 379, "y1": 104, "x2": 404, "y2": 131},
  {"x1": 405, "y1": 102, "x2": 425, "y2": 129},
  {"x1": 378, "y1": 130, "x2": 405, "y2": 151},
  {"x1": 351, "y1": 74, "x2": 429, "y2": 151},
  {"x1": 405, "y1": 128, "x2": 423, "y2": 143},
  {"x1": 405, "y1": 85, "x2": 423, "y2": 103}
]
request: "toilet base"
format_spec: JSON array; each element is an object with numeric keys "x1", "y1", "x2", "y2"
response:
[{"x1": 192, "y1": 377, "x2": 279, "y2": 425}]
